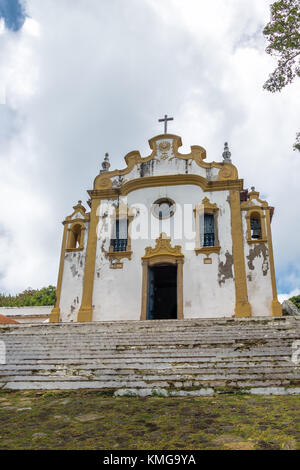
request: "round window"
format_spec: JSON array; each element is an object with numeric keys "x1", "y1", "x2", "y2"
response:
[{"x1": 152, "y1": 198, "x2": 176, "y2": 220}]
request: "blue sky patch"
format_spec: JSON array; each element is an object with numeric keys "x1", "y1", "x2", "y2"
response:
[{"x1": 0, "y1": 0, "x2": 26, "y2": 31}]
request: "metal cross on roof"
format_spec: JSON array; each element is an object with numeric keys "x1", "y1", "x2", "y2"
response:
[{"x1": 158, "y1": 114, "x2": 174, "y2": 134}]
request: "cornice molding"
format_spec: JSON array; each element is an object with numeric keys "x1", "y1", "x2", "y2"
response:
[{"x1": 88, "y1": 174, "x2": 244, "y2": 200}]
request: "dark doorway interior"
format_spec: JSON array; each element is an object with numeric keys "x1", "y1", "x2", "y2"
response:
[{"x1": 147, "y1": 265, "x2": 177, "y2": 320}]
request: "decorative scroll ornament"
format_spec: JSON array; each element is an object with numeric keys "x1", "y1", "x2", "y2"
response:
[
  {"x1": 142, "y1": 233, "x2": 183, "y2": 260},
  {"x1": 158, "y1": 141, "x2": 171, "y2": 160}
]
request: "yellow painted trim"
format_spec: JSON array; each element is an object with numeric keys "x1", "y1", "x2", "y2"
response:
[
  {"x1": 241, "y1": 191, "x2": 268, "y2": 210},
  {"x1": 265, "y1": 209, "x2": 282, "y2": 317},
  {"x1": 77, "y1": 199, "x2": 100, "y2": 322},
  {"x1": 151, "y1": 197, "x2": 176, "y2": 220},
  {"x1": 66, "y1": 222, "x2": 86, "y2": 251},
  {"x1": 195, "y1": 246, "x2": 221, "y2": 256},
  {"x1": 142, "y1": 233, "x2": 184, "y2": 261},
  {"x1": 50, "y1": 223, "x2": 68, "y2": 323},
  {"x1": 229, "y1": 189, "x2": 252, "y2": 318},
  {"x1": 245, "y1": 207, "x2": 267, "y2": 244},
  {"x1": 89, "y1": 175, "x2": 243, "y2": 202},
  {"x1": 107, "y1": 251, "x2": 133, "y2": 269},
  {"x1": 194, "y1": 197, "x2": 220, "y2": 252},
  {"x1": 64, "y1": 201, "x2": 89, "y2": 223}
]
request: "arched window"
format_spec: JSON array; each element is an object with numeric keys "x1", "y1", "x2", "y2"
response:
[
  {"x1": 110, "y1": 217, "x2": 129, "y2": 252},
  {"x1": 67, "y1": 223, "x2": 84, "y2": 250},
  {"x1": 250, "y1": 213, "x2": 262, "y2": 240},
  {"x1": 194, "y1": 198, "x2": 221, "y2": 257},
  {"x1": 152, "y1": 198, "x2": 176, "y2": 220},
  {"x1": 246, "y1": 209, "x2": 267, "y2": 244},
  {"x1": 203, "y1": 213, "x2": 215, "y2": 247}
]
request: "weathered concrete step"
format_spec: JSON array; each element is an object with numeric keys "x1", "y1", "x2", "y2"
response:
[
  {"x1": 6, "y1": 335, "x2": 297, "y2": 344},
  {"x1": 5, "y1": 336, "x2": 298, "y2": 347},
  {"x1": 1, "y1": 378, "x2": 295, "y2": 391},
  {"x1": 2, "y1": 326, "x2": 297, "y2": 338},
  {"x1": 1, "y1": 362, "x2": 296, "y2": 372},
  {"x1": 5, "y1": 357, "x2": 294, "y2": 368},
  {"x1": 5, "y1": 348, "x2": 295, "y2": 360},
  {"x1": 1, "y1": 371, "x2": 297, "y2": 382},
  {"x1": 1, "y1": 370, "x2": 299, "y2": 381},
  {"x1": 1, "y1": 318, "x2": 299, "y2": 392},
  {"x1": 0, "y1": 355, "x2": 291, "y2": 367},
  {"x1": 6, "y1": 345, "x2": 296, "y2": 357},
  {"x1": 2, "y1": 325, "x2": 296, "y2": 335},
  {"x1": 1, "y1": 317, "x2": 297, "y2": 335}
]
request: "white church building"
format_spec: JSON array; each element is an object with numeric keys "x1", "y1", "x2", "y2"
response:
[{"x1": 50, "y1": 122, "x2": 282, "y2": 323}]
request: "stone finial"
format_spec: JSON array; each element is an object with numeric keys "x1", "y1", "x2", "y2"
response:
[
  {"x1": 100, "y1": 152, "x2": 111, "y2": 173},
  {"x1": 222, "y1": 142, "x2": 232, "y2": 163},
  {"x1": 73, "y1": 200, "x2": 86, "y2": 213}
]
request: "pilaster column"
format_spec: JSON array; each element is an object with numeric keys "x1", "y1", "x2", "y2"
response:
[
  {"x1": 265, "y1": 209, "x2": 282, "y2": 316},
  {"x1": 77, "y1": 199, "x2": 100, "y2": 322},
  {"x1": 140, "y1": 261, "x2": 148, "y2": 320},
  {"x1": 230, "y1": 190, "x2": 252, "y2": 317},
  {"x1": 50, "y1": 223, "x2": 68, "y2": 323}
]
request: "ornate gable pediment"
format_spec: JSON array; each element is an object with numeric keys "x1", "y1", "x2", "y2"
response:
[
  {"x1": 142, "y1": 233, "x2": 184, "y2": 261},
  {"x1": 241, "y1": 189, "x2": 269, "y2": 211},
  {"x1": 93, "y1": 134, "x2": 239, "y2": 193},
  {"x1": 64, "y1": 201, "x2": 90, "y2": 225}
]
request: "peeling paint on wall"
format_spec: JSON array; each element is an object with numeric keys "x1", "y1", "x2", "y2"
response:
[
  {"x1": 218, "y1": 251, "x2": 234, "y2": 286},
  {"x1": 247, "y1": 244, "x2": 269, "y2": 276},
  {"x1": 71, "y1": 265, "x2": 79, "y2": 277},
  {"x1": 140, "y1": 160, "x2": 155, "y2": 177}
]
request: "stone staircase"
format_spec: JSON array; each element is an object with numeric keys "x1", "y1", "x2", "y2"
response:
[{"x1": 1, "y1": 317, "x2": 300, "y2": 395}]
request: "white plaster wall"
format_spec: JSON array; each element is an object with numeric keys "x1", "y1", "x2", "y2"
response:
[
  {"x1": 59, "y1": 223, "x2": 89, "y2": 322},
  {"x1": 1, "y1": 306, "x2": 52, "y2": 316},
  {"x1": 92, "y1": 185, "x2": 236, "y2": 320},
  {"x1": 242, "y1": 215, "x2": 273, "y2": 317}
]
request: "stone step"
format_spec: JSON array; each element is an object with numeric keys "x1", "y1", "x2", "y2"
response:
[
  {"x1": 1, "y1": 379, "x2": 295, "y2": 391},
  {"x1": 1, "y1": 370, "x2": 299, "y2": 381},
  {"x1": 1, "y1": 318, "x2": 296, "y2": 335},
  {"x1": 1, "y1": 318, "x2": 299, "y2": 393},
  {"x1": 1, "y1": 326, "x2": 296, "y2": 338},
  {"x1": 5, "y1": 348, "x2": 295, "y2": 359},
  {"x1": 0, "y1": 361, "x2": 295, "y2": 371},
  {"x1": 4, "y1": 335, "x2": 298, "y2": 344}
]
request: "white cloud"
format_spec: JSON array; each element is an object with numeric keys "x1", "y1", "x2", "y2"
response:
[
  {"x1": 0, "y1": 0, "x2": 299, "y2": 295},
  {"x1": 278, "y1": 290, "x2": 300, "y2": 304}
]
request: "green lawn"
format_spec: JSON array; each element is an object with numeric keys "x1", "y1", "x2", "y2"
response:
[{"x1": 0, "y1": 390, "x2": 299, "y2": 450}]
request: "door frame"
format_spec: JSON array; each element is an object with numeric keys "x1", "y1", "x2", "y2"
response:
[{"x1": 140, "y1": 233, "x2": 184, "y2": 320}]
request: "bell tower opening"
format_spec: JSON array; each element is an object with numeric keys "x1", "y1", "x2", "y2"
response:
[{"x1": 147, "y1": 265, "x2": 177, "y2": 320}]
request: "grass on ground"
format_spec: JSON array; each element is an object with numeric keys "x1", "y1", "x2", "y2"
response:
[{"x1": 0, "y1": 390, "x2": 299, "y2": 450}]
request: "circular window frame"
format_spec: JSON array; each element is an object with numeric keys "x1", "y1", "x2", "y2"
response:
[{"x1": 151, "y1": 198, "x2": 176, "y2": 220}]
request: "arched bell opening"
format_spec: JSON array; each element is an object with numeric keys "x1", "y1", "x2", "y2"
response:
[{"x1": 67, "y1": 223, "x2": 85, "y2": 250}]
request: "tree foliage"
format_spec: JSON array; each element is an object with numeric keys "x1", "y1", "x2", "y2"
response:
[
  {"x1": 293, "y1": 132, "x2": 300, "y2": 151},
  {"x1": 263, "y1": 0, "x2": 300, "y2": 92},
  {"x1": 264, "y1": 1, "x2": 300, "y2": 151},
  {"x1": 289, "y1": 294, "x2": 300, "y2": 309},
  {"x1": 0, "y1": 286, "x2": 56, "y2": 307}
]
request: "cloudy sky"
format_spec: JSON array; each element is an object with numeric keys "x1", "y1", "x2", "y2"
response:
[{"x1": 0, "y1": 0, "x2": 299, "y2": 302}]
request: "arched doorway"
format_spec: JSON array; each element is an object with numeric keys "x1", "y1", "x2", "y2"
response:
[
  {"x1": 147, "y1": 264, "x2": 178, "y2": 320},
  {"x1": 141, "y1": 233, "x2": 184, "y2": 320}
]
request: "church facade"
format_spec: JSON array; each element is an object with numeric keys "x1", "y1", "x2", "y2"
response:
[{"x1": 50, "y1": 132, "x2": 282, "y2": 323}]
